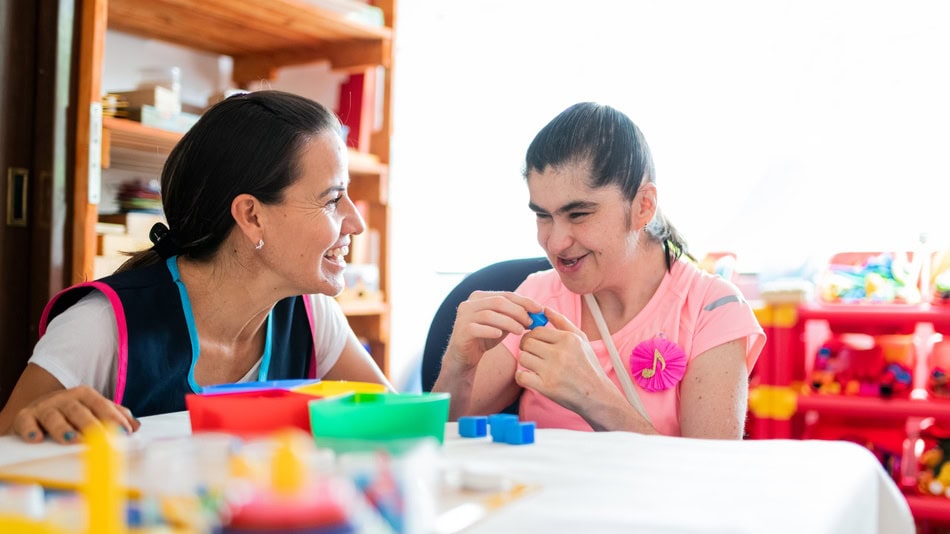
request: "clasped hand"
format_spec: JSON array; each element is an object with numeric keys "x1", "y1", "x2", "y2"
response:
[
  {"x1": 515, "y1": 307, "x2": 613, "y2": 413},
  {"x1": 447, "y1": 290, "x2": 612, "y2": 412}
]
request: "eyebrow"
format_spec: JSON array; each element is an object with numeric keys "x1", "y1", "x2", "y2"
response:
[
  {"x1": 528, "y1": 200, "x2": 599, "y2": 215},
  {"x1": 319, "y1": 182, "x2": 349, "y2": 198}
]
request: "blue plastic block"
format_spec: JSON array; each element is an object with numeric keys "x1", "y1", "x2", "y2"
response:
[
  {"x1": 528, "y1": 312, "x2": 548, "y2": 329},
  {"x1": 458, "y1": 416, "x2": 488, "y2": 438},
  {"x1": 488, "y1": 413, "x2": 519, "y2": 443},
  {"x1": 504, "y1": 421, "x2": 536, "y2": 445}
]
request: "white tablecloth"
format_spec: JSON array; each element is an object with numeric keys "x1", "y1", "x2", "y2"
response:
[
  {"x1": 441, "y1": 424, "x2": 914, "y2": 534},
  {"x1": 0, "y1": 412, "x2": 914, "y2": 534}
]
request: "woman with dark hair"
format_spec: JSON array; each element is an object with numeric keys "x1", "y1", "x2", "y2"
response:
[
  {"x1": 0, "y1": 90, "x2": 392, "y2": 443},
  {"x1": 433, "y1": 102, "x2": 764, "y2": 439}
]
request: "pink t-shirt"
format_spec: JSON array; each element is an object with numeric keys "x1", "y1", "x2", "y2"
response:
[{"x1": 502, "y1": 259, "x2": 765, "y2": 436}]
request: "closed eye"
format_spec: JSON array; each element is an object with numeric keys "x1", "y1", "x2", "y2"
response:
[{"x1": 325, "y1": 191, "x2": 345, "y2": 208}]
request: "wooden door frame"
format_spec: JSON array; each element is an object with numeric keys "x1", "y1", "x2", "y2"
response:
[{"x1": 0, "y1": 0, "x2": 75, "y2": 406}]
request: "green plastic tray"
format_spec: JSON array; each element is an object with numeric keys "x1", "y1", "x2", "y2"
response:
[{"x1": 308, "y1": 392, "x2": 450, "y2": 452}]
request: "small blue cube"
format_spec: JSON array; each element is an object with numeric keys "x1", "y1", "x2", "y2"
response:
[
  {"x1": 458, "y1": 416, "x2": 488, "y2": 438},
  {"x1": 528, "y1": 311, "x2": 548, "y2": 329},
  {"x1": 488, "y1": 413, "x2": 519, "y2": 443},
  {"x1": 504, "y1": 421, "x2": 536, "y2": 445}
]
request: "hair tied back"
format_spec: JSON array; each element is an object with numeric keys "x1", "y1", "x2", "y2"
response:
[{"x1": 149, "y1": 222, "x2": 181, "y2": 259}]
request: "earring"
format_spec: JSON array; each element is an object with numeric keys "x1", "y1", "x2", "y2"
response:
[{"x1": 255, "y1": 239, "x2": 264, "y2": 250}]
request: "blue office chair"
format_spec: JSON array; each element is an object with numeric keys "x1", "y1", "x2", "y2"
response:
[{"x1": 420, "y1": 256, "x2": 551, "y2": 414}]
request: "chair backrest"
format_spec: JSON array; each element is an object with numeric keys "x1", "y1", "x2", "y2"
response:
[{"x1": 420, "y1": 257, "x2": 552, "y2": 412}]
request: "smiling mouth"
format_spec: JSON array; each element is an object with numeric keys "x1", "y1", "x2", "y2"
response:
[
  {"x1": 558, "y1": 253, "x2": 588, "y2": 267},
  {"x1": 325, "y1": 245, "x2": 349, "y2": 261}
]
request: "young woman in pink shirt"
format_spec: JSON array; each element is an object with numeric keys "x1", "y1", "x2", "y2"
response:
[{"x1": 433, "y1": 102, "x2": 765, "y2": 438}]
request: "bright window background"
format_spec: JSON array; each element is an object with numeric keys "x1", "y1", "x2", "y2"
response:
[{"x1": 387, "y1": 0, "x2": 950, "y2": 389}]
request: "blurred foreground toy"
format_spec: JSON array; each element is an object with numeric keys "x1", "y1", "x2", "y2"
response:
[
  {"x1": 0, "y1": 425, "x2": 128, "y2": 534},
  {"x1": 223, "y1": 430, "x2": 356, "y2": 533}
]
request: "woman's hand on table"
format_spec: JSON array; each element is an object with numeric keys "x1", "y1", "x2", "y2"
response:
[{"x1": 10, "y1": 385, "x2": 140, "y2": 444}]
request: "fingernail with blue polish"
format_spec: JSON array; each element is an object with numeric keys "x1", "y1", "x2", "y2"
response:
[
  {"x1": 27, "y1": 431, "x2": 37, "y2": 441},
  {"x1": 63, "y1": 431, "x2": 75, "y2": 442}
]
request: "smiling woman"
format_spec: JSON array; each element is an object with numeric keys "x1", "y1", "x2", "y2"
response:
[
  {"x1": 432, "y1": 102, "x2": 765, "y2": 439},
  {"x1": 0, "y1": 91, "x2": 393, "y2": 445}
]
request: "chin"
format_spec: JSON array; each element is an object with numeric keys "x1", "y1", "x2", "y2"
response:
[
  {"x1": 303, "y1": 274, "x2": 344, "y2": 298},
  {"x1": 557, "y1": 275, "x2": 593, "y2": 296}
]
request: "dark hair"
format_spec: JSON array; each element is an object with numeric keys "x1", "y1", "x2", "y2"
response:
[
  {"x1": 117, "y1": 90, "x2": 342, "y2": 272},
  {"x1": 523, "y1": 102, "x2": 689, "y2": 270}
]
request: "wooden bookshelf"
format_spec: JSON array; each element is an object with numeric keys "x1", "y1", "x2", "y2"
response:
[{"x1": 73, "y1": 0, "x2": 396, "y2": 375}]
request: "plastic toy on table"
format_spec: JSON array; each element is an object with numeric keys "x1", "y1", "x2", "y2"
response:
[
  {"x1": 186, "y1": 389, "x2": 319, "y2": 436},
  {"x1": 187, "y1": 380, "x2": 389, "y2": 437},
  {"x1": 0, "y1": 425, "x2": 133, "y2": 534},
  {"x1": 308, "y1": 392, "x2": 450, "y2": 453},
  {"x1": 223, "y1": 431, "x2": 358, "y2": 533}
]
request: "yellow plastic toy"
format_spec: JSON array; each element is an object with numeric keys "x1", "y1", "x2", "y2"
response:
[
  {"x1": 293, "y1": 379, "x2": 387, "y2": 398},
  {"x1": 0, "y1": 424, "x2": 127, "y2": 534}
]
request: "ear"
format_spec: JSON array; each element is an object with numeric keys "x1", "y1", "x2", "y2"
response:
[
  {"x1": 634, "y1": 183, "x2": 657, "y2": 228},
  {"x1": 231, "y1": 193, "x2": 263, "y2": 245}
]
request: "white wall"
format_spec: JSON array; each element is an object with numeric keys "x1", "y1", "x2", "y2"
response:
[{"x1": 387, "y1": 0, "x2": 950, "y2": 390}]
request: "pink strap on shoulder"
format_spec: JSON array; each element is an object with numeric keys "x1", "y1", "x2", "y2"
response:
[
  {"x1": 302, "y1": 295, "x2": 318, "y2": 379},
  {"x1": 39, "y1": 282, "x2": 130, "y2": 405}
]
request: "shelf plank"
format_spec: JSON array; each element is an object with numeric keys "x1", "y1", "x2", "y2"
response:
[
  {"x1": 906, "y1": 494, "x2": 950, "y2": 523},
  {"x1": 797, "y1": 393, "x2": 950, "y2": 422},
  {"x1": 798, "y1": 302, "x2": 950, "y2": 331},
  {"x1": 102, "y1": 116, "x2": 181, "y2": 155},
  {"x1": 337, "y1": 299, "x2": 388, "y2": 317},
  {"x1": 107, "y1": 0, "x2": 392, "y2": 70}
]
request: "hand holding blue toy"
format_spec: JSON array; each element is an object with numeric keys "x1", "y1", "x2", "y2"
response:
[{"x1": 528, "y1": 311, "x2": 548, "y2": 330}]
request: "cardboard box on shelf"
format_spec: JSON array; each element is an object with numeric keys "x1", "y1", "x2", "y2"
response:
[
  {"x1": 94, "y1": 254, "x2": 127, "y2": 279},
  {"x1": 115, "y1": 105, "x2": 200, "y2": 134},
  {"x1": 99, "y1": 212, "x2": 166, "y2": 241},
  {"x1": 104, "y1": 86, "x2": 180, "y2": 115},
  {"x1": 97, "y1": 233, "x2": 152, "y2": 257}
]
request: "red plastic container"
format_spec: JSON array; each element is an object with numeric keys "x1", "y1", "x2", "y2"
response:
[{"x1": 186, "y1": 389, "x2": 320, "y2": 436}]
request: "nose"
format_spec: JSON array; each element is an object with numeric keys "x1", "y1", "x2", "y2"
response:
[
  {"x1": 539, "y1": 219, "x2": 572, "y2": 256},
  {"x1": 342, "y1": 195, "x2": 366, "y2": 235}
]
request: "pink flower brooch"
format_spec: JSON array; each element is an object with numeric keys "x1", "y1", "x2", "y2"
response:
[{"x1": 630, "y1": 336, "x2": 687, "y2": 392}]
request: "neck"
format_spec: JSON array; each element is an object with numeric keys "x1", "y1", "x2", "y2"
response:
[
  {"x1": 583, "y1": 240, "x2": 670, "y2": 335},
  {"x1": 174, "y1": 254, "x2": 276, "y2": 345}
]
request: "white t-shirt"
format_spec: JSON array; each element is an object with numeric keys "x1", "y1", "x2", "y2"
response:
[{"x1": 29, "y1": 292, "x2": 348, "y2": 400}]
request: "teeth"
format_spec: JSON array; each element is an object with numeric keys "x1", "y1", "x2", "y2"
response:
[{"x1": 326, "y1": 245, "x2": 349, "y2": 259}]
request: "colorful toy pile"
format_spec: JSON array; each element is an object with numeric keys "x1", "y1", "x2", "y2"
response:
[
  {"x1": 817, "y1": 252, "x2": 922, "y2": 304},
  {"x1": 809, "y1": 333, "x2": 915, "y2": 398}
]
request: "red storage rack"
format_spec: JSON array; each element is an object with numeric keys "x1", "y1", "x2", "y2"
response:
[{"x1": 749, "y1": 299, "x2": 950, "y2": 527}]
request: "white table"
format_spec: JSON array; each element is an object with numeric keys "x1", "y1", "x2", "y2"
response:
[{"x1": 0, "y1": 412, "x2": 915, "y2": 534}]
